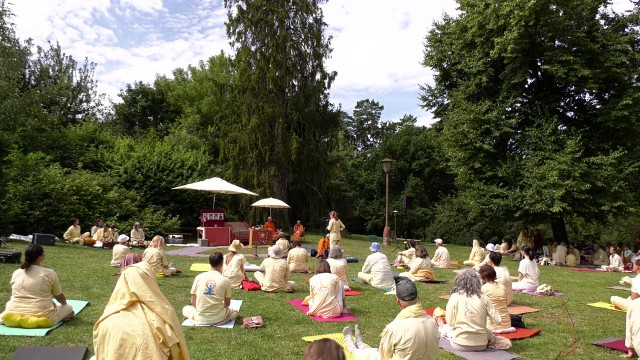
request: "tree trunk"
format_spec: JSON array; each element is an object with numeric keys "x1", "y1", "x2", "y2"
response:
[
  {"x1": 550, "y1": 213, "x2": 568, "y2": 245},
  {"x1": 273, "y1": 170, "x2": 290, "y2": 231}
]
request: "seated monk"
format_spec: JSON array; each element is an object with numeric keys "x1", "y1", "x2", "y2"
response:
[
  {"x1": 92, "y1": 261, "x2": 189, "y2": 360},
  {"x1": 317, "y1": 234, "x2": 330, "y2": 259},
  {"x1": 264, "y1": 216, "x2": 276, "y2": 232},
  {"x1": 0, "y1": 245, "x2": 74, "y2": 328},
  {"x1": 183, "y1": 252, "x2": 239, "y2": 325},
  {"x1": 292, "y1": 220, "x2": 305, "y2": 241},
  {"x1": 288, "y1": 241, "x2": 311, "y2": 273}
]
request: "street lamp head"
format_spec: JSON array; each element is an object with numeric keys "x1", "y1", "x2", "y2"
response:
[
  {"x1": 381, "y1": 157, "x2": 393, "y2": 173},
  {"x1": 393, "y1": 210, "x2": 398, "y2": 214}
]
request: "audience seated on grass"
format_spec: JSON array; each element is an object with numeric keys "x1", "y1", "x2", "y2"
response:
[
  {"x1": 623, "y1": 294, "x2": 640, "y2": 358},
  {"x1": 512, "y1": 246, "x2": 539, "y2": 292},
  {"x1": 479, "y1": 265, "x2": 514, "y2": 332},
  {"x1": 254, "y1": 245, "x2": 295, "y2": 292},
  {"x1": 399, "y1": 245, "x2": 435, "y2": 282},
  {"x1": 473, "y1": 243, "x2": 495, "y2": 271},
  {"x1": 143, "y1": 235, "x2": 180, "y2": 277},
  {"x1": 611, "y1": 257, "x2": 640, "y2": 311},
  {"x1": 303, "y1": 338, "x2": 345, "y2": 360},
  {"x1": 327, "y1": 246, "x2": 350, "y2": 290},
  {"x1": 394, "y1": 239, "x2": 417, "y2": 264},
  {"x1": 488, "y1": 252, "x2": 513, "y2": 305},
  {"x1": 463, "y1": 239, "x2": 485, "y2": 267},
  {"x1": 304, "y1": 260, "x2": 350, "y2": 318},
  {"x1": 602, "y1": 245, "x2": 624, "y2": 272},
  {"x1": 438, "y1": 269, "x2": 502, "y2": 352},
  {"x1": 592, "y1": 244, "x2": 609, "y2": 266},
  {"x1": 565, "y1": 243, "x2": 579, "y2": 267},
  {"x1": 431, "y1": 238, "x2": 451, "y2": 268},
  {"x1": 90, "y1": 218, "x2": 104, "y2": 237},
  {"x1": 117, "y1": 253, "x2": 142, "y2": 275},
  {"x1": 275, "y1": 234, "x2": 290, "y2": 254},
  {"x1": 94, "y1": 223, "x2": 116, "y2": 249},
  {"x1": 0, "y1": 245, "x2": 74, "y2": 328},
  {"x1": 343, "y1": 276, "x2": 439, "y2": 359},
  {"x1": 497, "y1": 238, "x2": 510, "y2": 254},
  {"x1": 130, "y1": 222, "x2": 146, "y2": 247},
  {"x1": 63, "y1": 217, "x2": 90, "y2": 245},
  {"x1": 92, "y1": 261, "x2": 189, "y2": 360},
  {"x1": 183, "y1": 252, "x2": 239, "y2": 326},
  {"x1": 358, "y1": 242, "x2": 395, "y2": 290},
  {"x1": 552, "y1": 242, "x2": 567, "y2": 266},
  {"x1": 110, "y1": 235, "x2": 130, "y2": 268},
  {"x1": 288, "y1": 240, "x2": 311, "y2": 273},
  {"x1": 222, "y1": 240, "x2": 248, "y2": 289}
]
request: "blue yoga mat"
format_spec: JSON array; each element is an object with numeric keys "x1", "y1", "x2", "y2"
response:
[
  {"x1": 0, "y1": 300, "x2": 89, "y2": 336},
  {"x1": 350, "y1": 278, "x2": 392, "y2": 292}
]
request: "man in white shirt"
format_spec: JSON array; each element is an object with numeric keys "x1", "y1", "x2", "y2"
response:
[
  {"x1": 343, "y1": 277, "x2": 439, "y2": 360},
  {"x1": 183, "y1": 252, "x2": 238, "y2": 325},
  {"x1": 431, "y1": 238, "x2": 451, "y2": 268},
  {"x1": 358, "y1": 242, "x2": 395, "y2": 289},
  {"x1": 611, "y1": 257, "x2": 640, "y2": 311},
  {"x1": 603, "y1": 246, "x2": 624, "y2": 272},
  {"x1": 110, "y1": 235, "x2": 131, "y2": 267}
]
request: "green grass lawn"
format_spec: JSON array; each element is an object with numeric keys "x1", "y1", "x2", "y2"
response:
[{"x1": 0, "y1": 234, "x2": 631, "y2": 359}]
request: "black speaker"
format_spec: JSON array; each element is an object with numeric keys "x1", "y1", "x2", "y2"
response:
[
  {"x1": 32, "y1": 233, "x2": 56, "y2": 246},
  {"x1": 403, "y1": 195, "x2": 413, "y2": 209}
]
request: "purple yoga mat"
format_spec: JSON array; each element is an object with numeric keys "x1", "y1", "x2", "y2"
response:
[
  {"x1": 288, "y1": 299, "x2": 358, "y2": 322},
  {"x1": 514, "y1": 289, "x2": 564, "y2": 297},
  {"x1": 592, "y1": 338, "x2": 629, "y2": 352},
  {"x1": 439, "y1": 337, "x2": 520, "y2": 360},
  {"x1": 165, "y1": 246, "x2": 210, "y2": 257}
]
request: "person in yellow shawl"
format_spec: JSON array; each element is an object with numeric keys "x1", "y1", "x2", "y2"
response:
[
  {"x1": 399, "y1": 245, "x2": 436, "y2": 281},
  {"x1": 342, "y1": 277, "x2": 439, "y2": 359},
  {"x1": 92, "y1": 261, "x2": 189, "y2": 360},
  {"x1": 63, "y1": 218, "x2": 91, "y2": 245},
  {"x1": 143, "y1": 236, "x2": 181, "y2": 276},
  {"x1": 463, "y1": 239, "x2": 485, "y2": 266},
  {"x1": 94, "y1": 223, "x2": 116, "y2": 249}
]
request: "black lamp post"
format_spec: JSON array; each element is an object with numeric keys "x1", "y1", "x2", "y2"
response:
[{"x1": 381, "y1": 157, "x2": 393, "y2": 245}]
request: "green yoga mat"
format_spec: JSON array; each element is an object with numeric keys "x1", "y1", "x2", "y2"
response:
[
  {"x1": 350, "y1": 278, "x2": 392, "y2": 292},
  {"x1": 0, "y1": 300, "x2": 89, "y2": 336}
]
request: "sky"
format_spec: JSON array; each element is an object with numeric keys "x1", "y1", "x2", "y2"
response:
[{"x1": 10, "y1": 0, "x2": 635, "y2": 127}]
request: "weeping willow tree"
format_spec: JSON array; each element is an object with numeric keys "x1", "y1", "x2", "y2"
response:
[{"x1": 223, "y1": 0, "x2": 340, "y2": 228}]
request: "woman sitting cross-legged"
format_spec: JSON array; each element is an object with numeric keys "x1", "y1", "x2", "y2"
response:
[
  {"x1": 92, "y1": 261, "x2": 189, "y2": 360},
  {"x1": 358, "y1": 242, "x2": 395, "y2": 290},
  {"x1": 222, "y1": 240, "x2": 248, "y2": 289},
  {"x1": 288, "y1": 240, "x2": 311, "y2": 273},
  {"x1": 254, "y1": 245, "x2": 296, "y2": 292},
  {"x1": 0, "y1": 245, "x2": 75, "y2": 328},
  {"x1": 438, "y1": 269, "x2": 502, "y2": 352},
  {"x1": 399, "y1": 245, "x2": 436, "y2": 282},
  {"x1": 511, "y1": 245, "x2": 539, "y2": 292},
  {"x1": 479, "y1": 265, "x2": 514, "y2": 333},
  {"x1": 463, "y1": 239, "x2": 485, "y2": 266},
  {"x1": 305, "y1": 260, "x2": 350, "y2": 318},
  {"x1": 394, "y1": 239, "x2": 417, "y2": 265},
  {"x1": 142, "y1": 235, "x2": 181, "y2": 277}
]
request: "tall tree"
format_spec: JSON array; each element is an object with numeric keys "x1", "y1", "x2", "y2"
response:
[
  {"x1": 224, "y1": 0, "x2": 339, "y2": 227},
  {"x1": 422, "y1": 0, "x2": 640, "y2": 243},
  {"x1": 343, "y1": 99, "x2": 384, "y2": 153}
]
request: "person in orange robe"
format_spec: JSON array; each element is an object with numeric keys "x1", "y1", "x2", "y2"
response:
[
  {"x1": 292, "y1": 220, "x2": 305, "y2": 241},
  {"x1": 264, "y1": 217, "x2": 276, "y2": 231},
  {"x1": 317, "y1": 234, "x2": 330, "y2": 259}
]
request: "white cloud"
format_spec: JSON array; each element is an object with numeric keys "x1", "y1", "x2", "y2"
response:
[{"x1": 119, "y1": 0, "x2": 165, "y2": 14}]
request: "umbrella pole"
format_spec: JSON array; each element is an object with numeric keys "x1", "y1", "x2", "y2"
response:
[{"x1": 213, "y1": 194, "x2": 216, "y2": 209}]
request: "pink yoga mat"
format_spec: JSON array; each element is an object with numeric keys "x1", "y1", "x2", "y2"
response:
[
  {"x1": 570, "y1": 268, "x2": 602, "y2": 272},
  {"x1": 592, "y1": 338, "x2": 628, "y2": 352},
  {"x1": 287, "y1": 299, "x2": 358, "y2": 322}
]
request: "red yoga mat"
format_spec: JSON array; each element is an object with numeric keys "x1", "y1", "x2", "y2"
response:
[
  {"x1": 592, "y1": 338, "x2": 628, "y2": 352},
  {"x1": 499, "y1": 328, "x2": 541, "y2": 340},
  {"x1": 288, "y1": 299, "x2": 358, "y2": 322}
]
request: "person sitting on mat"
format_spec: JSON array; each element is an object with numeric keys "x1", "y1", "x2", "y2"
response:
[
  {"x1": 91, "y1": 218, "x2": 104, "y2": 237},
  {"x1": 358, "y1": 242, "x2": 395, "y2": 290},
  {"x1": 317, "y1": 233, "x2": 330, "y2": 259},
  {"x1": 602, "y1": 245, "x2": 624, "y2": 272},
  {"x1": 94, "y1": 223, "x2": 116, "y2": 249},
  {"x1": 473, "y1": 243, "x2": 496, "y2": 271},
  {"x1": 497, "y1": 238, "x2": 510, "y2": 254},
  {"x1": 275, "y1": 233, "x2": 290, "y2": 254},
  {"x1": 623, "y1": 294, "x2": 640, "y2": 358},
  {"x1": 292, "y1": 220, "x2": 305, "y2": 241},
  {"x1": 183, "y1": 252, "x2": 239, "y2": 326},
  {"x1": 512, "y1": 246, "x2": 539, "y2": 292},
  {"x1": 305, "y1": 260, "x2": 350, "y2": 318},
  {"x1": 552, "y1": 242, "x2": 568, "y2": 266},
  {"x1": 288, "y1": 240, "x2": 311, "y2": 273},
  {"x1": 463, "y1": 239, "x2": 485, "y2": 267},
  {"x1": 92, "y1": 261, "x2": 189, "y2": 360},
  {"x1": 327, "y1": 246, "x2": 350, "y2": 290},
  {"x1": 222, "y1": 240, "x2": 248, "y2": 289},
  {"x1": 142, "y1": 235, "x2": 181, "y2": 277},
  {"x1": 130, "y1": 222, "x2": 146, "y2": 248},
  {"x1": 110, "y1": 235, "x2": 131, "y2": 268},
  {"x1": 479, "y1": 265, "x2": 514, "y2": 333},
  {"x1": 431, "y1": 238, "x2": 451, "y2": 268},
  {"x1": 394, "y1": 239, "x2": 417, "y2": 264},
  {"x1": 63, "y1": 217, "x2": 91, "y2": 245},
  {"x1": 343, "y1": 276, "x2": 439, "y2": 359},
  {"x1": 488, "y1": 252, "x2": 513, "y2": 305},
  {"x1": 438, "y1": 269, "x2": 501, "y2": 351},
  {"x1": 611, "y1": 257, "x2": 640, "y2": 311},
  {"x1": 592, "y1": 243, "x2": 609, "y2": 266},
  {"x1": 304, "y1": 338, "x2": 345, "y2": 360},
  {"x1": 254, "y1": 245, "x2": 295, "y2": 292},
  {"x1": 399, "y1": 245, "x2": 435, "y2": 282},
  {"x1": 0, "y1": 244, "x2": 75, "y2": 328}
]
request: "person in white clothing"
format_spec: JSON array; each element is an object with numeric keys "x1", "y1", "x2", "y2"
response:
[
  {"x1": 552, "y1": 242, "x2": 568, "y2": 266},
  {"x1": 327, "y1": 247, "x2": 350, "y2": 290},
  {"x1": 611, "y1": 257, "x2": 640, "y2": 311},
  {"x1": 394, "y1": 239, "x2": 417, "y2": 264},
  {"x1": 512, "y1": 246, "x2": 539, "y2": 292},
  {"x1": 110, "y1": 235, "x2": 131, "y2": 267},
  {"x1": 358, "y1": 242, "x2": 395, "y2": 289},
  {"x1": 602, "y1": 246, "x2": 624, "y2": 272},
  {"x1": 431, "y1": 238, "x2": 452, "y2": 268},
  {"x1": 623, "y1": 296, "x2": 640, "y2": 358}
]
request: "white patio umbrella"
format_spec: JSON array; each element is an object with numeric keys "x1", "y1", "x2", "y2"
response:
[
  {"x1": 173, "y1": 177, "x2": 258, "y2": 208},
  {"x1": 251, "y1": 197, "x2": 290, "y2": 217}
]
